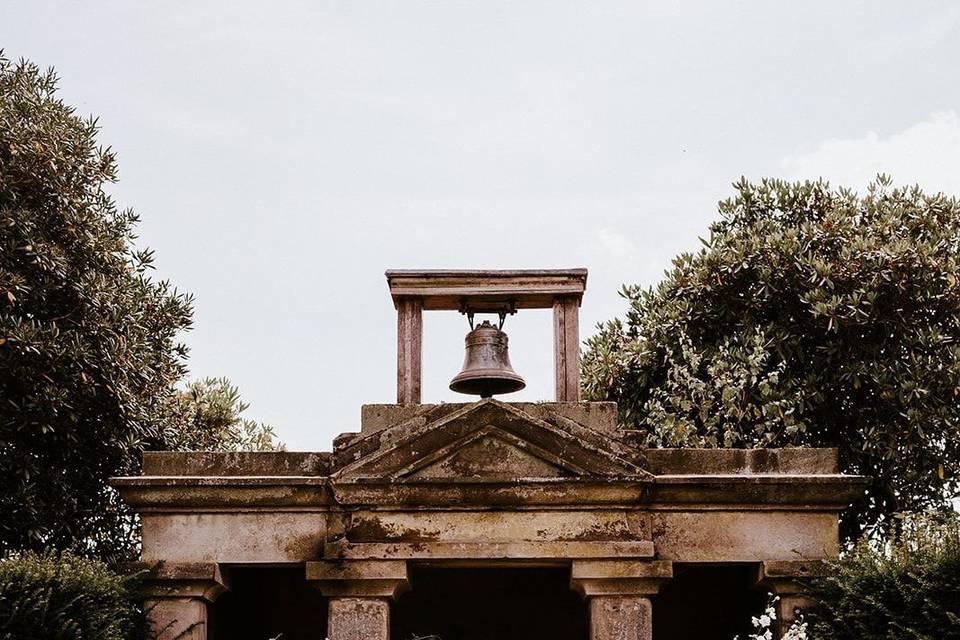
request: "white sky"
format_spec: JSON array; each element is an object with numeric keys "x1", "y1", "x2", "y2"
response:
[{"x1": 3, "y1": 2, "x2": 960, "y2": 450}]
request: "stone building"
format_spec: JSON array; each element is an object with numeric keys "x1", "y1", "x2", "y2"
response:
[{"x1": 113, "y1": 269, "x2": 866, "y2": 640}]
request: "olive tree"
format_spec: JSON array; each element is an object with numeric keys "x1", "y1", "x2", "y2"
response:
[
  {"x1": 1, "y1": 55, "x2": 287, "y2": 561},
  {"x1": 169, "y1": 377, "x2": 283, "y2": 452},
  {"x1": 582, "y1": 177, "x2": 960, "y2": 540},
  {"x1": 0, "y1": 56, "x2": 192, "y2": 559}
]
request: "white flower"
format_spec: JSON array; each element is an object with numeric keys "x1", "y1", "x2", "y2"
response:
[{"x1": 737, "y1": 593, "x2": 804, "y2": 640}]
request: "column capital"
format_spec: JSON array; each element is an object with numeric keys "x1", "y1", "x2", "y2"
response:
[
  {"x1": 571, "y1": 560, "x2": 673, "y2": 598},
  {"x1": 129, "y1": 561, "x2": 229, "y2": 602},
  {"x1": 306, "y1": 559, "x2": 409, "y2": 599},
  {"x1": 755, "y1": 559, "x2": 828, "y2": 594}
]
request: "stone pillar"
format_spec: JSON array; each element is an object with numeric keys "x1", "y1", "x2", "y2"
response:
[
  {"x1": 328, "y1": 598, "x2": 390, "y2": 640},
  {"x1": 756, "y1": 560, "x2": 826, "y2": 638},
  {"x1": 589, "y1": 596, "x2": 652, "y2": 640},
  {"x1": 306, "y1": 560, "x2": 409, "y2": 640},
  {"x1": 571, "y1": 560, "x2": 672, "y2": 640},
  {"x1": 553, "y1": 295, "x2": 581, "y2": 401},
  {"x1": 137, "y1": 562, "x2": 228, "y2": 640},
  {"x1": 396, "y1": 297, "x2": 422, "y2": 405}
]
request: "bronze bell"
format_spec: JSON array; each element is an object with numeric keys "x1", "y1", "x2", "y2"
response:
[{"x1": 449, "y1": 320, "x2": 526, "y2": 398}]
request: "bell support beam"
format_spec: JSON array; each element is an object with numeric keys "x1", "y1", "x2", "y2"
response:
[{"x1": 386, "y1": 269, "x2": 587, "y2": 403}]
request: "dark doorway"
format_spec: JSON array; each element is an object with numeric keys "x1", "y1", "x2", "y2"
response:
[
  {"x1": 392, "y1": 566, "x2": 588, "y2": 640},
  {"x1": 209, "y1": 567, "x2": 328, "y2": 640},
  {"x1": 653, "y1": 564, "x2": 766, "y2": 640}
]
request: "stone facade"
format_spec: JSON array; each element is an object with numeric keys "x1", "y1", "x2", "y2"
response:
[{"x1": 114, "y1": 399, "x2": 866, "y2": 639}]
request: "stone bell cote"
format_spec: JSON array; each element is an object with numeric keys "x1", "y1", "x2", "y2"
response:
[
  {"x1": 386, "y1": 268, "x2": 588, "y2": 404},
  {"x1": 114, "y1": 265, "x2": 867, "y2": 640}
]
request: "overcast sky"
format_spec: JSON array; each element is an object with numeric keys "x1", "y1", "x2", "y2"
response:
[{"x1": 3, "y1": 2, "x2": 960, "y2": 450}]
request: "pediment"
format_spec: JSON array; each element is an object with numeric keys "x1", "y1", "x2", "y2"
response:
[
  {"x1": 409, "y1": 428, "x2": 572, "y2": 479},
  {"x1": 334, "y1": 399, "x2": 649, "y2": 482}
]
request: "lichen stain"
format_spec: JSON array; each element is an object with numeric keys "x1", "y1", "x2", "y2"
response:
[{"x1": 348, "y1": 516, "x2": 442, "y2": 542}]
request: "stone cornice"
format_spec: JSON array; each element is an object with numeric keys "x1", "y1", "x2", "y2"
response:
[
  {"x1": 111, "y1": 476, "x2": 334, "y2": 511},
  {"x1": 112, "y1": 472, "x2": 865, "y2": 511},
  {"x1": 650, "y1": 474, "x2": 869, "y2": 510}
]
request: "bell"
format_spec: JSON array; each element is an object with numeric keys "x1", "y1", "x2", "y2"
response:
[{"x1": 449, "y1": 320, "x2": 526, "y2": 398}]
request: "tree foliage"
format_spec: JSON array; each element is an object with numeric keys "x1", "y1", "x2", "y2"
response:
[
  {"x1": 168, "y1": 377, "x2": 283, "y2": 452},
  {"x1": 582, "y1": 177, "x2": 960, "y2": 539},
  {"x1": 0, "y1": 55, "x2": 193, "y2": 559}
]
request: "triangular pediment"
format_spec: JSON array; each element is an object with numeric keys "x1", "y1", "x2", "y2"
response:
[
  {"x1": 408, "y1": 428, "x2": 572, "y2": 479},
  {"x1": 334, "y1": 399, "x2": 649, "y2": 482}
]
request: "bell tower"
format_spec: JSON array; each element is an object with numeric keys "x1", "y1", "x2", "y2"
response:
[{"x1": 385, "y1": 268, "x2": 588, "y2": 404}]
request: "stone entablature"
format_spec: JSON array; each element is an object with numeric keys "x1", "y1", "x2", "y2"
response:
[{"x1": 113, "y1": 399, "x2": 866, "y2": 640}]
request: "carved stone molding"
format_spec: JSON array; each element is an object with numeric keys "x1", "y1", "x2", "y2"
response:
[
  {"x1": 305, "y1": 560, "x2": 410, "y2": 599},
  {"x1": 131, "y1": 561, "x2": 229, "y2": 602},
  {"x1": 570, "y1": 560, "x2": 673, "y2": 598}
]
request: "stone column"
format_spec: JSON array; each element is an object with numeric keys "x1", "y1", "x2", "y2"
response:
[
  {"x1": 306, "y1": 560, "x2": 409, "y2": 640},
  {"x1": 756, "y1": 560, "x2": 826, "y2": 638},
  {"x1": 571, "y1": 560, "x2": 673, "y2": 640},
  {"x1": 137, "y1": 562, "x2": 228, "y2": 640},
  {"x1": 396, "y1": 297, "x2": 422, "y2": 405}
]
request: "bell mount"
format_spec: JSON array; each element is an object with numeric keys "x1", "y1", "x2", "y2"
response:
[{"x1": 385, "y1": 269, "x2": 587, "y2": 404}]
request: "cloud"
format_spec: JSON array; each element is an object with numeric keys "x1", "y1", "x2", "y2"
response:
[{"x1": 783, "y1": 111, "x2": 960, "y2": 195}]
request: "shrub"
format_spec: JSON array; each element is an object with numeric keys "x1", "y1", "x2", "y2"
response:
[
  {"x1": 804, "y1": 513, "x2": 960, "y2": 639},
  {"x1": 0, "y1": 553, "x2": 147, "y2": 640}
]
